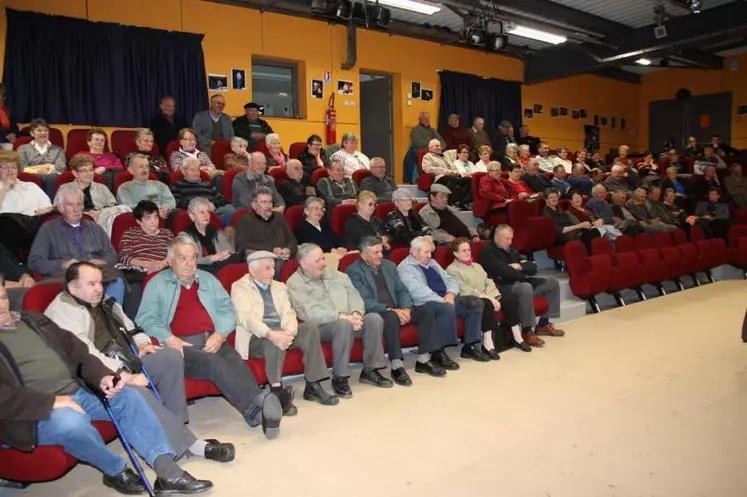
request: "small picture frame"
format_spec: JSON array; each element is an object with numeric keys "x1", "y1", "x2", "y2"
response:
[
  {"x1": 559, "y1": 107, "x2": 568, "y2": 117},
  {"x1": 231, "y1": 69, "x2": 246, "y2": 90},
  {"x1": 311, "y1": 79, "x2": 324, "y2": 99},
  {"x1": 550, "y1": 107, "x2": 559, "y2": 118},
  {"x1": 572, "y1": 110, "x2": 580, "y2": 120},
  {"x1": 579, "y1": 109, "x2": 588, "y2": 119},
  {"x1": 421, "y1": 88, "x2": 433, "y2": 102},
  {"x1": 524, "y1": 108, "x2": 534, "y2": 119},
  {"x1": 411, "y1": 82, "x2": 421, "y2": 99},
  {"x1": 337, "y1": 80, "x2": 354, "y2": 95},
  {"x1": 534, "y1": 103, "x2": 543, "y2": 114},
  {"x1": 208, "y1": 74, "x2": 228, "y2": 92}
]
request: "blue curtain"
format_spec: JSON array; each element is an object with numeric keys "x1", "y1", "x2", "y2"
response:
[
  {"x1": 2, "y1": 9, "x2": 208, "y2": 127},
  {"x1": 438, "y1": 70, "x2": 522, "y2": 134}
]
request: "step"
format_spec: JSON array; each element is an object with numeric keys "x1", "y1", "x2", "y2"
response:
[
  {"x1": 395, "y1": 183, "x2": 427, "y2": 200},
  {"x1": 535, "y1": 268, "x2": 588, "y2": 323}
]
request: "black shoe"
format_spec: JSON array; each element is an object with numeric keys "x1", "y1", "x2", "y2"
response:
[
  {"x1": 331, "y1": 376, "x2": 353, "y2": 398},
  {"x1": 391, "y1": 367, "x2": 413, "y2": 386},
  {"x1": 244, "y1": 390, "x2": 282, "y2": 439},
  {"x1": 153, "y1": 471, "x2": 213, "y2": 495},
  {"x1": 460, "y1": 343, "x2": 492, "y2": 362},
  {"x1": 102, "y1": 468, "x2": 146, "y2": 495},
  {"x1": 482, "y1": 346, "x2": 501, "y2": 361},
  {"x1": 359, "y1": 368, "x2": 394, "y2": 388},
  {"x1": 271, "y1": 385, "x2": 298, "y2": 416},
  {"x1": 432, "y1": 349, "x2": 460, "y2": 370},
  {"x1": 514, "y1": 341, "x2": 532, "y2": 352},
  {"x1": 414, "y1": 360, "x2": 447, "y2": 377},
  {"x1": 204, "y1": 440, "x2": 235, "y2": 463},
  {"x1": 303, "y1": 381, "x2": 340, "y2": 405}
]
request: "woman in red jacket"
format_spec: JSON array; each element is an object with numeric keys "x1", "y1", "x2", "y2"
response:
[{"x1": 478, "y1": 161, "x2": 513, "y2": 216}]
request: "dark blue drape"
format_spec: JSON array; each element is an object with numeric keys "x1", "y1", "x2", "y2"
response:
[
  {"x1": 438, "y1": 70, "x2": 522, "y2": 134},
  {"x1": 2, "y1": 9, "x2": 208, "y2": 127}
]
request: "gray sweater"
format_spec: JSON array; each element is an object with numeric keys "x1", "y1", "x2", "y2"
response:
[
  {"x1": 192, "y1": 110, "x2": 234, "y2": 156},
  {"x1": 17, "y1": 143, "x2": 67, "y2": 172},
  {"x1": 232, "y1": 170, "x2": 285, "y2": 209}
]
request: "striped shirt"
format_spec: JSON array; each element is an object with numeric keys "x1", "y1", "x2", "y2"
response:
[
  {"x1": 117, "y1": 226, "x2": 173, "y2": 268},
  {"x1": 172, "y1": 179, "x2": 227, "y2": 209}
]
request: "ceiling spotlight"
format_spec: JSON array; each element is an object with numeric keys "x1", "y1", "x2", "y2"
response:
[
  {"x1": 636, "y1": 58, "x2": 652, "y2": 65},
  {"x1": 486, "y1": 33, "x2": 508, "y2": 51},
  {"x1": 689, "y1": 0, "x2": 703, "y2": 14}
]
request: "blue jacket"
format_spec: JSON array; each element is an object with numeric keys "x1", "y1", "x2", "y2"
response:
[
  {"x1": 135, "y1": 268, "x2": 236, "y2": 343},
  {"x1": 396, "y1": 255, "x2": 459, "y2": 305},
  {"x1": 345, "y1": 258, "x2": 413, "y2": 313}
]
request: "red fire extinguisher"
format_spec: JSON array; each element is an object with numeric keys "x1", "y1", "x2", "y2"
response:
[{"x1": 325, "y1": 93, "x2": 337, "y2": 145}]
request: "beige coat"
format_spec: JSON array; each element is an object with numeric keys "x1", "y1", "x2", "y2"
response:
[
  {"x1": 231, "y1": 275, "x2": 298, "y2": 360},
  {"x1": 446, "y1": 260, "x2": 501, "y2": 299},
  {"x1": 419, "y1": 203, "x2": 478, "y2": 243},
  {"x1": 422, "y1": 152, "x2": 458, "y2": 181}
]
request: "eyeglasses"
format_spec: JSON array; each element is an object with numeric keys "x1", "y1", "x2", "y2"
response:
[
  {"x1": 180, "y1": 137, "x2": 196, "y2": 142},
  {"x1": 0, "y1": 164, "x2": 18, "y2": 171}
]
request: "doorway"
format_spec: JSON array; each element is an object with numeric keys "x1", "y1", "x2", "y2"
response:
[
  {"x1": 360, "y1": 71, "x2": 394, "y2": 175},
  {"x1": 648, "y1": 91, "x2": 732, "y2": 152}
]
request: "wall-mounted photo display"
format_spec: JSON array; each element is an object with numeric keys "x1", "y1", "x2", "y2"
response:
[
  {"x1": 208, "y1": 74, "x2": 228, "y2": 92},
  {"x1": 421, "y1": 88, "x2": 433, "y2": 102},
  {"x1": 579, "y1": 109, "x2": 588, "y2": 119},
  {"x1": 572, "y1": 110, "x2": 580, "y2": 120},
  {"x1": 231, "y1": 69, "x2": 246, "y2": 90},
  {"x1": 550, "y1": 107, "x2": 559, "y2": 118},
  {"x1": 559, "y1": 107, "x2": 568, "y2": 117},
  {"x1": 621, "y1": 118, "x2": 626, "y2": 129},
  {"x1": 524, "y1": 108, "x2": 534, "y2": 119},
  {"x1": 411, "y1": 82, "x2": 421, "y2": 99},
  {"x1": 600, "y1": 116, "x2": 608, "y2": 126},
  {"x1": 610, "y1": 117, "x2": 617, "y2": 129},
  {"x1": 311, "y1": 79, "x2": 324, "y2": 99},
  {"x1": 534, "y1": 103, "x2": 543, "y2": 114},
  {"x1": 338, "y1": 80, "x2": 354, "y2": 95}
]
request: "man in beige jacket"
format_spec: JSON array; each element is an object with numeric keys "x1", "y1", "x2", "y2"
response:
[{"x1": 231, "y1": 251, "x2": 338, "y2": 414}]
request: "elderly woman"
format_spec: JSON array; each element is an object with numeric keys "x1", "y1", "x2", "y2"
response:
[
  {"x1": 517, "y1": 144, "x2": 531, "y2": 168},
  {"x1": 223, "y1": 136, "x2": 251, "y2": 170},
  {"x1": 55, "y1": 154, "x2": 117, "y2": 223},
  {"x1": 345, "y1": 191, "x2": 390, "y2": 250},
  {"x1": 542, "y1": 188, "x2": 601, "y2": 252},
  {"x1": 170, "y1": 127, "x2": 217, "y2": 174},
  {"x1": 385, "y1": 188, "x2": 432, "y2": 246},
  {"x1": 183, "y1": 197, "x2": 240, "y2": 274},
  {"x1": 330, "y1": 132, "x2": 370, "y2": 178},
  {"x1": 83, "y1": 128, "x2": 123, "y2": 175},
  {"x1": 397, "y1": 235, "x2": 490, "y2": 363},
  {"x1": 501, "y1": 143, "x2": 520, "y2": 172},
  {"x1": 17, "y1": 118, "x2": 66, "y2": 197},
  {"x1": 297, "y1": 134, "x2": 330, "y2": 174},
  {"x1": 264, "y1": 133, "x2": 287, "y2": 169},
  {"x1": 475, "y1": 145, "x2": 492, "y2": 172},
  {"x1": 295, "y1": 196, "x2": 348, "y2": 258},
  {"x1": 478, "y1": 161, "x2": 513, "y2": 215},
  {"x1": 446, "y1": 238, "x2": 529, "y2": 353},
  {"x1": 452, "y1": 144, "x2": 477, "y2": 176},
  {"x1": 124, "y1": 128, "x2": 169, "y2": 183}
]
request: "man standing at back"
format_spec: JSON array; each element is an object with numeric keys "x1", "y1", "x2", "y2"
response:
[
  {"x1": 192, "y1": 94, "x2": 234, "y2": 156},
  {"x1": 149, "y1": 95, "x2": 190, "y2": 158},
  {"x1": 410, "y1": 112, "x2": 445, "y2": 150},
  {"x1": 233, "y1": 103, "x2": 274, "y2": 151}
]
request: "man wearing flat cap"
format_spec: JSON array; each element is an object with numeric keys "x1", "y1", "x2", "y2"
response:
[
  {"x1": 231, "y1": 250, "x2": 339, "y2": 415},
  {"x1": 232, "y1": 103, "x2": 274, "y2": 150},
  {"x1": 419, "y1": 184, "x2": 479, "y2": 244}
]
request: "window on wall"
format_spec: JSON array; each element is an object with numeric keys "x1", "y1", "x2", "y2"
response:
[{"x1": 251, "y1": 59, "x2": 298, "y2": 118}]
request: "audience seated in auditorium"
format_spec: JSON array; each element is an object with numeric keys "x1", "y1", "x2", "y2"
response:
[
  {"x1": 478, "y1": 161, "x2": 513, "y2": 215},
  {"x1": 345, "y1": 191, "x2": 390, "y2": 250},
  {"x1": 567, "y1": 163, "x2": 593, "y2": 197},
  {"x1": 232, "y1": 102, "x2": 273, "y2": 151},
  {"x1": 264, "y1": 133, "x2": 287, "y2": 169},
  {"x1": 469, "y1": 117, "x2": 491, "y2": 161},
  {"x1": 384, "y1": 187, "x2": 432, "y2": 246},
  {"x1": 117, "y1": 200, "x2": 173, "y2": 274},
  {"x1": 543, "y1": 187, "x2": 602, "y2": 252},
  {"x1": 521, "y1": 157, "x2": 552, "y2": 194},
  {"x1": 56, "y1": 154, "x2": 118, "y2": 223},
  {"x1": 231, "y1": 251, "x2": 339, "y2": 413},
  {"x1": 0, "y1": 280, "x2": 215, "y2": 495},
  {"x1": 192, "y1": 94, "x2": 234, "y2": 156},
  {"x1": 124, "y1": 128, "x2": 169, "y2": 183},
  {"x1": 315, "y1": 158, "x2": 358, "y2": 208},
  {"x1": 508, "y1": 164, "x2": 537, "y2": 199},
  {"x1": 474, "y1": 145, "x2": 493, "y2": 173},
  {"x1": 693, "y1": 146, "x2": 727, "y2": 175},
  {"x1": 149, "y1": 95, "x2": 190, "y2": 159},
  {"x1": 232, "y1": 151, "x2": 285, "y2": 211},
  {"x1": 535, "y1": 142, "x2": 555, "y2": 173},
  {"x1": 136, "y1": 234, "x2": 282, "y2": 437},
  {"x1": 604, "y1": 165, "x2": 631, "y2": 193},
  {"x1": 397, "y1": 235, "x2": 489, "y2": 362},
  {"x1": 0, "y1": 85, "x2": 18, "y2": 150},
  {"x1": 288, "y1": 243, "x2": 393, "y2": 397},
  {"x1": 551, "y1": 165, "x2": 572, "y2": 196},
  {"x1": 501, "y1": 143, "x2": 520, "y2": 171},
  {"x1": 626, "y1": 187, "x2": 677, "y2": 232},
  {"x1": 586, "y1": 151, "x2": 607, "y2": 172},
  {"x1": 347, "y1": 235, "x2": 454, "y2": 383},
  {"x1": 447, "y1": 237, "x2": 526, "y2": 353},
  {"x1": 724, "y1": 163, "x2": 747, "y2": 209},
  {"x1": 295, "y1": 196, "x2": 348, "y2": 257},
  {"x1": 586, "y1": 184, "x2": 640, "y2": 237},
  {"x1": 553, "y1": 146, "x2": 573, "y2": 174},
  {"x1": 480, "y1": 225, "x2": 564, "y2": 347},
  {"x1": 169, "y1": 128, "x2": 219, "y2": 179},
  {"x1": 117, "y1": 154, "x2": 175, "y2": 219},
  {"x1": 419, "y1": 184, "x2": 478, "y2": 243},
  {"x1": 410, "y1": 111, "x2": 445, "y2": 151},
  {"x1": 297, "y1": 134, "x2": 330, "y2": 174},
  {"x1": 0, "y1": 241, "x2": 35, "y2": 310},
  {"x1": 694, "y1": 187, "x2": 732, "y2": 239},
  {"x1": 173, "y1": 157, "x2": 234, "y2": 226},
  {"x1": 567, "y1": 190, "x2": 622, "y2": 241},
  {"x1": 683, "y1": 136, "x2": 702, "y2": 158},
  {"x1": 491, "y1": 120, "x2": 515, "y2": 157},
  {"x1": 17, "y1": 118, "x2": 66, "y2": 197},
  {"x1": 441, "y1": 114, "x2": 472, "y2": 151},
  {"x1": 517, "y1": 125, "x2": 540, "y2": 155},
  {"x1": 0, "y1": 150, "x2": 53, "y2": 215},
  {"x1": 330, "y1": 132, "x2": 370, "y2": 178},
  {"x1": 694, "y1": 164, "x2": 723, "y2": 202},
  {"x1": 277, "y1": 159, "x2": 308, "y2": 207},
  {"x1": 711, "y1": 134, "x2": 739, "y2": 158},
  {"x1": 359, "y1": 157, "x2": 397, "y2": 201},
  {"x1": 223, "y1": 136, "x2": 251, "y2": 170},
  {"x1": 422, "y1": 138, "x2": 470, "y2": 208}
]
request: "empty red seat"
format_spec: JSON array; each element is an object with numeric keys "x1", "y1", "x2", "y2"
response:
[
  {"x1": 289, "y1": 142, "x2": 306, "y2": 159},
  {"x1": 110, "y1": 129, "x2": 133, "y2": 156},
  {"x1": 330, "y1": 204, "x2": 358, "y2": 240},
  {"x1": 222, "y1": 166, "x2": 247, "y2": 204},
  {"x1": 616, "y1": 235, "x2": 667, "y2": 295},
  {"x1": 269, "y1": 167, "x2": 288, "y2": 184},
  {"x1": 508, "y1": 200, "x2": 556, "y2": 255},
  {"x1": 284, "y1": 204, "x2": 305, "y2": 233},
  {"x1": 211, "y1": 140, "x2": 232, "y2": 170},
  {"x1": 352, "y1": 169, "x2": 372, "y2": 187},
  {"x1": 415, "y1": 149, "x2": 434, "y2": 193},
  {"x1": 563, "y1": 240, "x2": 613, "y2": 313},
  {"x1": 590, "y1": 236, "x2": 645, "y2": 304}
]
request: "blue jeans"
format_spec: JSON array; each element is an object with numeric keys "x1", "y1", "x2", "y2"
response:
[
  {"x1": 104, "y1": 277, "x2": 125, "y2": 305},
  {"x1": 36, "y1": 386, "x2": 175, "y2": 476},
  {"x1": 455, "y1": 296, "x2": 485, "y2": 344},
  {"x1": 38, "y1": 173, "x2": 58, "y2": 200}
]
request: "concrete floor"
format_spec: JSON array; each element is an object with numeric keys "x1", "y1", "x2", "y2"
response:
[{"x1": 9, "y1": 280, "x2": 747, "y2": 497}]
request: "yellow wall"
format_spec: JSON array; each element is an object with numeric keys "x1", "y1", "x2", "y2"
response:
[{"x1": 639, "y1": 53, "x2": 747, "y2": 150}]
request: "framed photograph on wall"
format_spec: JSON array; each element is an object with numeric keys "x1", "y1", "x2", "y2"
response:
[
  {"x1": 311, "y1": 79, "x2": 324, "y2": 99},
  {"x1": 524, "y1": 108, "x2": 534, "y2": 119},
  {"x1": 411, "y1": 82, "x2": 421, "y2": 99},
  {"x1": 421, "y1": 89, "x2": 433, "y2": 102},
  {"x1": 231, "y1": 69, "x2": 246, "y2": 90},
  {"x1": 550, "y1": 107, "x2": 559, "y2": 118},
  {"x1": 559, "y1": 107, "x2": 568, "y2": 117},
  {"x1": 534, "y1": 103, "x2": 543, "y2": 114},
  {"x1": 337, "y1": 80, "x2": 354, "y2": 95},
  {"x1": 208, "y1": 74, "x2": 228, "y2": 91}
]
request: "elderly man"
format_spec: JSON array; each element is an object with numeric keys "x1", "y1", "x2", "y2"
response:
[
  {"x1": 693, "y1": 146, "x2": 728, "y2": 175},
  {"x1": 694, "y1": 187, "x2": 732, "y2": 239},
  {"x1": 0, "y1": 280, "x2": 214, "y2": 495},
  {"x1": 117, "y1": 154, "x2": 175, "y2": 219},
  {"x1": 287, "y1": 243, "x2": 392, "y2": 397},
  {"x1": 398, "y1": 235, "x2": 489, "y2": 362},
  {"x1": 235, "y1": 186, "x2": 297, "y2": 278},
  {"x1": 232, "y1": 102, "x2": 274, "y2": 150},
  {"x1": 480, "y1": 225, "x2": 564, "y2": 347},
  {"x1": 535, "y1": 142, "x2": 556, "y2": 173},
  {"x1": 724, "y1": 163, "x2": 747, "y2": 208},
  {"x1": 359, "y1": 157, "x2": 397, "y2": 201},
  {"x1": 521, "y1": 157, "x2": 553, "y2": 194},
  {"x1": 277, "y1": 158, "x2": 308, "y2": 207},
  {"x1": 231, "y1": 251, "x2": 338, "y2": 413},
  {"x1": 0, "y1": 150, "x2": 53, "y2": 215},
  {"x1": 609, "y1": 190, "x2": 651, "y2": 235},
  {"x1": 149, "y1": 95, "x2": 190, "y2": 159},
  {"x1": 626, "y1": 187, "x2": 676, "y2": 232},
  {"x1": 517, "y1": 125, "x2": 540, "y2": 155},
  {"x1": 567, "y1": 162, "x2": 594, "y2": 197},
  {"x1": 419, "y1": 184, "x2": 478, "y2": 243},
  {"x1": 469, "y1": 117, "x2": 491, "y2": 160},
  {"x1": 694, "y1": 164, "x2": 723, "y2": 202},
  {"x1": 491, "y1": 120, "x2": 515, "y2": 158},
  {"x1": 45, "y1": 262, "x2": 235, "y2": 464},
  {"x1": 191, "y1": 94, "x2": 234, "y2": 156},
  {"x1": 347, "y1": 236, "x2": 452, "y2": 384},
  {"x1": 441, "y1": 114, "x2": 472, "y2": 151},
  {"x1": 172, "y1": 156, "x2": 234, "y2": 225},
  {"x1": 422, "y1": 139, "x2": 469, "y2": 207},
  {"x1": 123, "y1": 128, "x2": 170, "y2": 183},
  {"x1": 136, "y1": 233, "x2": 282, "y2": 438},
  {"x1": 28, "y1": 188, "x2": 125, "y2": 303},
  {"x1": 232, "y1": 151, "x2": 285, "y2": 210},
  {"x1": 647, "y1": 186, "x2": 687, "y2": 229},
  {"x1": 603, "y1": 165, "x2": 632, "y2": 194},
  {"x1": 410, "y1": 111, "x2": 445, "y2": 150},
  {"x1": 316, "y1": 158, "x2": 358, "y2": 208}
]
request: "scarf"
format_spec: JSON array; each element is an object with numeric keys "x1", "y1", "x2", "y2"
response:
[
  {"x1": 184, "y1": 223, "x2": 218, "y2": 255},
  {"x1": 0, "y1": 105, "x2": 10, "y2": 130},
  {"x1": 179, "y1": 148, "x2": 200, "y2": 159}
]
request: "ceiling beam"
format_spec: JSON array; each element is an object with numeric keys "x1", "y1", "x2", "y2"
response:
[{"x1": 592, "y1": 67, "x2": 642, "y2": 84}]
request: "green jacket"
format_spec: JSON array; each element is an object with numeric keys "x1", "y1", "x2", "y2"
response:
[
  {"x1": 287, "y1": 267, "x2": 364, "y2": 324},
  {"x1": 135, "y1": 268, "x2": 236, "y2": 342}
]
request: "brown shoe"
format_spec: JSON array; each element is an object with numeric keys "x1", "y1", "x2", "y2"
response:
[
  {"x1": 535, "y1": 324, "x2": 565, "y2": 337},
  {"x1": 522, "y1": 331, "x2": 545, "y2": 347}
]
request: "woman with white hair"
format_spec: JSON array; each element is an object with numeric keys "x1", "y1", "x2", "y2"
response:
[
  {"x1": 124, "y1": 128, "x2": 169, "y2": 183},
  {"x1": 501, "y1": 143, "x2": 520, "y2": 172},
  {"x1": 183, "y1": 197, "x2": 240, "y2": 274},
  {"x1": 517, "y1": 144, "x2": 531, "y2": 168},
  {"x1": 295, "y1": 196, "x2": 349, "y2": 268},
  {"x1": 223, "y1": 136, "x2": 251, "y2": 170},
  {"x1": 264, "y1": 133, "x2": 287, "y2": 169},
  {"x1": 385, "y1": 188, "x2": 432, "y2": 246},
  {"x1": 331, "y1": 132, "x2": 370, "y2": 178}
]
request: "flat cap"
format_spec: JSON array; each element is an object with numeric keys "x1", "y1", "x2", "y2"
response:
[
  {"x1": 246, "y1": 250, "x2": 278, "y2": 264},
  {"x1": 430, "y1": 183, "x2": 452, "y2": 195}
]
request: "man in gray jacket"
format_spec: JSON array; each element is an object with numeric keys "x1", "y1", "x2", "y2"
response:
[
  {"x1": 232, "y1": 152, "x2": 285, "y2": 210},
  {"x1": 191, "y1": 94, "x2": 234, "y2": 156},
  {"x1": 419, "y1": 184, "x2": 478, "y2": 244},
  {"x1": 287, "y1": 243, "x2": 392, "y2": 398}
]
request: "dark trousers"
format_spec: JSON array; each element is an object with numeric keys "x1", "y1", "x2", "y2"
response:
[
  {"x1": 379, "y1": 303, "x2": 445, "y2": 359},
  {"x1": 436, "y1": 176, "x2": 471, "y2": 206},
  {"x1": 560, "y1": 228, "x2": 601, "y2": 254},
  {"x1": 181, "y1": 332, "x2": 263, "y2": 415},
  {"x1": 480, "y1": 298, "x2": 515, "y2": 351}
]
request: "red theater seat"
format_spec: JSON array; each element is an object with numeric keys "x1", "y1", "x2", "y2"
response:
[
  {"x1": 388, "y1": 247, "x2": 410, "y2": 264},
  {"x1": 375, "y1": 201, "x2": 395, "y2": 221},
  {"x1": 310, "y1": 168, "x2": 329, "y2": 186},
  {"x1": 269, "y1": 167, "x2": 288, "y2": 184},
  {"x1": 289, "y1": 142, "x2": 306, "y2": 159},
  {"x1": 279, "y1": 258, "x2": 299, "y2": 283},
  {"x1": 211, "y1": 140, "x2": 232, "y2": 170},
  {"x1": 66, "y1": 128, "x2": 109, "y2": 160},
  {"x1": 331, "y1": 204, "x2": 358, "y2": 240},
  {"x1": 171, "y1": 209, "x2": 222, "y2": 235},
  {"x1": 415, "y1": 149, "x2": 434, "y2": 193},
  {"x1": 11, "y1": 136, "x2": 32, "y2": 150},
  {"x1": 53, "y1": 171, "x2": 106, "y2": 196},
  {"x1": 231, "y1": 208, "x2": 249, "y2": 228},
  {"x1": 222, "y1": 166, "x2": 247, "y2": 204},
  {"x1": 564, "y1": 241, "x2": 612, "y2": 312},
  {"x1": 337, "y1": 252, "x2": 360, "y2": 272},
  {"x1": 591, "y1": 236, "x2": 645, "y2": 304},
  {"x1": 217, "y1": 262, "x2": 249, "y2": 292},
  {"x1": 18, "y1": 172, "x2": 42, "y2": 187},
  {"x1": 352, "y1": 169, "x2": 372, "y2": 187},
  {"x1": 508, "y1": 200, "x2": 556, "y2": 255},
  {"x1": 110, "y1": 129, "x2": 133, "y2": 156}
]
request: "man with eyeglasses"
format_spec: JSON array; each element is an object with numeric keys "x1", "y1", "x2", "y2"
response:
[
  {"x1": 192, "y1": 94, "x2": 234, "y2": 156},
  {"x1": 359, "y1": 157, "x2": 397, "y2": 201},
  {"x1": 297, "y1": 134, "x2": 330, "y2": 174}
]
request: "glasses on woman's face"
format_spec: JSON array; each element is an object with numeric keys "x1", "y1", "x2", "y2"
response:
[
  {"x1": 181, "y1": 137, "x2": 196, "y2": 143},
  {"x1": 310, "y1": 142, "x2": 322, "y2": 148},
  {"x1": 77, "y1": 167, "x2": 94, "y2": 174},
  {"x1": 0, "y1": 164, "x2": 18, "y2": 171},
  {"x1": 308, "y1": 205, "x2": 325, "y2": 212}
]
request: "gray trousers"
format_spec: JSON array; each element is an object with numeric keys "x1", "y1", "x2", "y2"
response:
[
  {"x1": 141, "y1": 347, "x2": 189, "y2": 424},
  {"x1": 248, "y1": 322, "x2": 329, "y2": 385},
  {"x1": 7, "y1": 287, "x2": 27, "y2": 312},
  {"x1": 318, "y1": 314, "x2": 387, "y2": 378},
  {"x1": 133, "y1": 386, "x2": 197, "y2": 460},
  {"x1": 506, "y1": 278, "x2": 561, "y2": 328}
]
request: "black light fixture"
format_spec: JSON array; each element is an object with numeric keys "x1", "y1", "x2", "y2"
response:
[{"x1": 486, "y1": 33, "x2": 508, "y2": 51}]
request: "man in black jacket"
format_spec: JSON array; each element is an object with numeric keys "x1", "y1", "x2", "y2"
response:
[
  {"x1": 521, "y1": 157, "x2": 552, "y2": 194},
  {"x1": 480, "y1": 224, "x2": 564, "y2": 347},
  {"x1": 148, "y1": 95, "x2": 190, "y2": 159},
  {"x1": 0, "y1": 281, "x2": 212, "y2": 495},
  {"x1": 232, "y1": 102, "x2": 274, "y2": 150}
]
